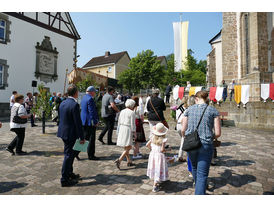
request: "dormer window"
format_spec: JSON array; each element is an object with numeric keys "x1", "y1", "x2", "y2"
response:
[{"x1": 108, "y1": 66, "x2": 112, "y2": 73}]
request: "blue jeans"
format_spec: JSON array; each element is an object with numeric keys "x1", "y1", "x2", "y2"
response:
[{"x1": 188, "y1": 143, "x2": 213, "y2": 195}]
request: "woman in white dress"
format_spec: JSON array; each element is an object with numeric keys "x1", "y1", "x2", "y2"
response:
[{"x1": 114, "y1": 99, "x2": 137, "y2": 169}]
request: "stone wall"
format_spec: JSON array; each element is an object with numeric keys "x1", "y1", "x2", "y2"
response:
[
  {"x1": 212, "y1": 101, "x2": 274, "y2": 130},
  {"x1": 207, "y1": 48, "x2": 216, "y2": 87},
  {"x1": 222, "y1": 12, "x2": 239, "y2": 82},
  {"x1": 0, "y1": 103, "x2": 10, "y2": 119}
]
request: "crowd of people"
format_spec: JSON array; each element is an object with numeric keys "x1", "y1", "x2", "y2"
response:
[{"x1": 3, "y1": 83, "x2": 221, "y2": 195}]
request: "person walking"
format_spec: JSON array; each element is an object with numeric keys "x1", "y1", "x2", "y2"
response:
[
  {"x1": 132, "y1": 96, "x2": 146, "y2": 159},
  {"x1": 57, "y1": 85, "x2": 85, "y2": 187},
  {"x1": 165, "y1": 84, "x2": 172, "y2": 104},
  {"x1": 10, "y1": 91, "x2": 17, "y2": 109},
  {"x1": 80, "y1": 86, "x2": 100, "y2": 160},
  {"x1": 114, "y1": 99, "x2": 136, "y2": 169},
  {"x1": 220, "y1": 80, "x2": 228, "y2": 102},
  {"x1": 147, "y1": 89, "x2": 166, "y2": 139},
  {"x1": 6, "y1": 94, "x2": 31, "y2": 155},
  {"x1": 25, "y1": 92, "x2": 37, "y2": 127},
  {"x1": 181, "y1": 91, "x2": 221, "y2": 195},
  {"x1": 146, "y1": 123, "x2": 169, "y2": 192},
  {"x1": 176, "y1": 97, "x2": 188, "y2": 162},
  {"x1": 228, "y1": 79, "x2": 236, "y2": 101},
  {"x1": 98, "y1": 86, "x2": 120, "y2": 145}
]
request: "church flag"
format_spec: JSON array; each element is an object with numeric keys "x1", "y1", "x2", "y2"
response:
[
  {"x1": 215, "y1": 87, "x2": 224, "y2": 102},
  {"x1": 178, "y1": 87, "x2": 185, "y2": 100},
  {"x1": 270, "y1": 83, "x2": 274, "y2": 102},
  {"x1": 181, "y1": 21, "x2": 189, "y2": 71},
  {"x1": 173, "y1": 22, "x2": 182, "y2": 72},
  {"x1": 189, "y1": 87, "x2": 196, "y2": 96},
  {"x1": 241, "y1": 85, "x2": 250, "y2": 105},
  {"x1": 209, "y1": 87, "x2": 217, "y2": 101},
  {"x1": 261, "y1": 84, "x2": 270, "y2": 102},
  {"x1": 173, "y1": 21, "x2": 189, "y2": 72},
  {"x1": 234, "y1": 85, "x2": 241, "y2": 105}
]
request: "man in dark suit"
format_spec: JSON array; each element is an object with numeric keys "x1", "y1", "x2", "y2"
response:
[
  {"x1": 57, "y1": 85, "x2": 85, "y2": 187},
  {"x1": 81, "y1": 86, "x2": 99, "y2": 160},
  {"x1": 147, "y1": 88, "x2": 166, "y2": 138}
]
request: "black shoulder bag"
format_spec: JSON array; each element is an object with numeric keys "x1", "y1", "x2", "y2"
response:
[
  {"x1": 13, "y1": 106, "x2": 28, "y2": 124},
  {"x1": 182, "y1": 104, "x2": 208, "y2": 152}
]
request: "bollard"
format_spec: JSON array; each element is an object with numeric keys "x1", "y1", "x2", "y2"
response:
[{"x1": 42, "y1": 111, "x2": 45, "y2": 134}]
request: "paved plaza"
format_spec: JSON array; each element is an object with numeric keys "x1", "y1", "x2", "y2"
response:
[{"x1": 0, "y1": 121, "x2": 273, "y2": 195}]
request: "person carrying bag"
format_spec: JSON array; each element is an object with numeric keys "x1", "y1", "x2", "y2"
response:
[{"x1": 182, "y1": 104, "x2": 208, "y2": 151}]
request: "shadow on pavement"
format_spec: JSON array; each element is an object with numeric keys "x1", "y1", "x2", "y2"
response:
[
  {"x1": 76, "y1": 174, "x2": 148, "y2": 187},
  {"x1": 160, "y1": 180, "x2": 194, "y2": 193},
  {"x1": 208, "y1": 169, "x2": 256, "y2": 191},
  {"x1": 0, "y1": 181, "x2": 28, "y2": 193},
  {"x1": 27, "y1": 150, "x2": 63, "y2": 157},
  {"x1": 217, "y1": 158, "x2": 255, "y2": 167},
  {"x1": 220, "y1": 142, "x2": 237, "y2": 147}
]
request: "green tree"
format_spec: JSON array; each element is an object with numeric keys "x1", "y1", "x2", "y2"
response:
[
  {"x1": 118, "y1": 49, "x2": 165, "y2": 91},
  {"x1": 31, "y1": 84, "x2": 53, "y2": 119}
]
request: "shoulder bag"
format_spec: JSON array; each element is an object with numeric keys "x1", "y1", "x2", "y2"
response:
[
  {"x1": 149, "y1": 99, "x2": 169, "y2": 129},
  {"x1": 182, "y1": 104, "x2": 208, "y2": 152},
  {"x1": 13, "y1": 106, "x2": 28, "y2": 124}
]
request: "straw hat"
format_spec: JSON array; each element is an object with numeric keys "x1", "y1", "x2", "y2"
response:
[{"x1": 152, "y1": 123, "x2": 168, "y2": 136}]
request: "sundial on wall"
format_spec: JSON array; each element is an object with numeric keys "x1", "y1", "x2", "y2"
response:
[{"x1": 35, "y1": 36, "x2": 58, "y2": 83}]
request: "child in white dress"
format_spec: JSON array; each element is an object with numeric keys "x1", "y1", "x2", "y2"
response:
[{"x1": 146, "y1": 123, "x2": 169, "y2": 192}]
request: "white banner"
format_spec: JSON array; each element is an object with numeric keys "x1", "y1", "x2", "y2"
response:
[
  {"x1": 241, "y1": 85, "x2": 250, "y2": 105},
  {"x1": 215, "y1": 87, "x2": 224, "y2": 102},
  {"x1": 195, "y1": 86, "x2": 202, "y2": 94},
  {"x1": 173, "y1": 85, "x2": 180, "y2": 100},
  {"x1": 173, "y1": 22, "x2": 182, "y2": 72},
  {"x1": 261, "y1": 84, "x2": 270, "y2": 102}
]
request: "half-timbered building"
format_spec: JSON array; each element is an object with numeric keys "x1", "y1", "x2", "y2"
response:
[{"x1": 0, "y1": 12, "x2": 80, "y2": 117}]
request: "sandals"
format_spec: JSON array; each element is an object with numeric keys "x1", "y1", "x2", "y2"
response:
[{"x1": 114, "y1": 159, "x2": 120, "y2": 170}]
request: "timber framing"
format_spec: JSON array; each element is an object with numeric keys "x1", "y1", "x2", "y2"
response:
[{"x1": 4, "y1": 12, "x2": 80, "y2": 40}]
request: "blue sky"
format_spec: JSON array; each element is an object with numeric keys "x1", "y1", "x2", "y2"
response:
[{"x1": 70, "y1": 12, "x2": 222, "y2": 67}]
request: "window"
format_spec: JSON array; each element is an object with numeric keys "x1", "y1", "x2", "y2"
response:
[
  {"x1": 0, "y1": 65, "x2": 3, "y2": 86},
  {"x1": 0, "y1": 59, "x2": 9, "y2": 89},
  {"x1": 108, "y1": 66, "x2": 112, "y2": 72},
  {"x1": 0, "y1": 19, "x2": 6, "y2": 42}
]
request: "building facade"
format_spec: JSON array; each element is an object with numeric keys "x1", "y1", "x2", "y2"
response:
[
  {"x1": 0, "y1": 12, "x2": 80, "y2": 113},
  {"x1": 82, "y1": 51, "x2": 130, "y2": 79},
  {"x1": 207, "y1": 12, "x2": 274, "y2": 101}
]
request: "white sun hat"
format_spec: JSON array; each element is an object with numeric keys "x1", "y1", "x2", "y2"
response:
[{"x1": 152, "y1": 123, "x2": 168, "y2": 136}]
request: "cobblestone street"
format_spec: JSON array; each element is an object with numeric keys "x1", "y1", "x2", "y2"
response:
[{"x1": 0, "y1": 121, "x2": 273, "y2": 195}]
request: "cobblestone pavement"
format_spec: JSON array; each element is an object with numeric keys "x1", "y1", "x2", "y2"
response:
[{"x1": 0, "y1": 121, "x2": 273, "y2": 195}]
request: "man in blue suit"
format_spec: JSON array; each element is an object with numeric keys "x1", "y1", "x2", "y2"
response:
[
  {"x1": 81, "y1": 86, "x2": 100, "y2": 160},
  {"x1": 57, "y1": 85, "x2": 85, "y2": 187}
]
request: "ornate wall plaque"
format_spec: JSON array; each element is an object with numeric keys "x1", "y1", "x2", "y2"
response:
[{"x1": 35, "y1": 36, "x2": 58, "y2": 83}]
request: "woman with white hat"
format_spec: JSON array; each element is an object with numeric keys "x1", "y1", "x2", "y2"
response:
[
  {"x1": 114, "y1": 99, "x2": 137, "y2": 169},
  {"x1": 146, "y1": 123, "x2": 169, "y2": 192}
]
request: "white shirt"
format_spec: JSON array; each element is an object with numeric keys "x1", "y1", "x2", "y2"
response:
[
  {"x1": 144, "y1": 96, "x2": 151, "y2": 113},
  {"x1": 176, "y1": 107, "x2": 186, "y2": 124},
  {"x1": 138, "y1": 97, "x2": 144, "y2": 115},
  {"x1": 10, "y1": 103, "x2": 27, "y2": 128},
  {"x1": 68, "y1": 96, "x2": 77, "y2": 102},
  {"x1": 10, "y1": 95, "x2": 15, "y2": 107}
]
